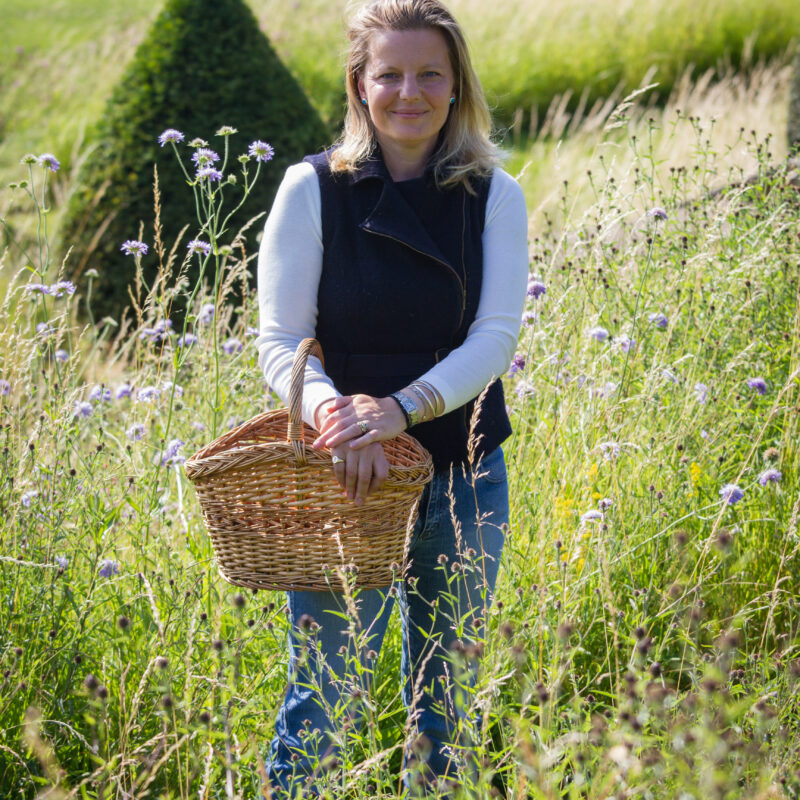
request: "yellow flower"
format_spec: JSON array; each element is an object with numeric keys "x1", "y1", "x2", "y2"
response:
[{"x1": 689, "y1": 462, "x2": 702, "y2": 485}]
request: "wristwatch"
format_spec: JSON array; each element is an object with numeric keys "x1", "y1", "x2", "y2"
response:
[{"x1": 389, "y1": 391, "x2": 419, "y2": 428}]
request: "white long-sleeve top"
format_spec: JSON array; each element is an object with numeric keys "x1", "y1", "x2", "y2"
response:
[{"x1": 256, "y1": 161, "x2": 529, "y2": 427}]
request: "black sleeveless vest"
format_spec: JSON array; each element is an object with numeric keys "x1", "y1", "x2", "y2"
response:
[{"x1": 304, "y1": 149, "x2": 512, "y2": 469}]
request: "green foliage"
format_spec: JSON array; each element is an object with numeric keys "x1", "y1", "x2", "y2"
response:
[
  {"x1": 789, "y1": 45, "x2": 800, "y2": 149},
  {"x1": 58, "y1": 0, "x2": 328, "y2": 323}
]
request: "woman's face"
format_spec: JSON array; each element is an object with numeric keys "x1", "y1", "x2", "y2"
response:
[{"x1": 358, "y1": 27, "x2": 455, "y2": 173}]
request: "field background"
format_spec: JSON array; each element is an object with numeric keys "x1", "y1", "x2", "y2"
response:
[{"x1": 1, "y1": 0, "x2": 800, "y2": 797}]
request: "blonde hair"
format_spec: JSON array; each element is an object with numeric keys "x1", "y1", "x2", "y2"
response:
[{"x1": 330, "y1": 0, "x2": 500, "y2": 191}]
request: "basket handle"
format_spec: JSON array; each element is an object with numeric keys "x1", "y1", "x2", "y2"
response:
[{"x1": 288, "y1": 338, "x2": 325, "y2": 466}]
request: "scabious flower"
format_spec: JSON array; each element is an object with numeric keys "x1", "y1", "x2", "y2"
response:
[
  {"x1": 581, "y1": 509, "x2": 604, "y2": 523},
  {"x1": 126, "y1": 423, "x2": 145, "y2": 441},
  {"x1": 616, "y1": 334, "x2": 636, "y2": 353},
  {"x1": 115, "y1": 382, "x2": 132, "y2": 399},
  {"x1": 36, "y1": 322, "x2": 55, "y2": 337},
  {"x1": 647, "y1": 207, "x2": 668, "y2": 221},
  {"x1": 758, "y1": 468, "x2": 781, "y2": 486},
  {"x1": 120, "y1": 240, "x2": 148, "y2": 257},
  {"x1": 177, "y1": 333, "x2": 198, "y2": 348},
  {"x1": 719, "y1": 483, "x2": 744, "y2": 505},
  {"x1": 49, "y1": 280, "x2": 76, "y2": 297},
  {"x1": 139, "y1": 319, "x2": 172, "y2": 342},
  {"x1": 73, "y1": 401, "x2": 93, "y2": 418},
  {"x1": 192, "y1": 148, "x2": 220, "y2": 167},
  {"x1": 521, "y1": 310, "x2": 537, "y2": 327},
  {"x1": 0, "y1": 379, "x2": 10, "y2": 395},
  {"x1": 515, "y1": 380, "x2": 536, "y2": 399},
  {"x1": 25, "y1": 283, "x2": 50, "y2": 295},
  {"x1": 161, "y1": 380, "x2": 183, "y2": 398},
  {"x1": 37, "y1": 153, "x2": 60, "y2": 172},
  {"x1": 192, "y1": 420, "x2": 206, "y2": 432},
  {"x1": 89, "y1": 385, "x2": 111, "y2": 403},
  {"x1": 747, "y1": 377, "x2": 767, "y2": 396},
  {"x1": 136, "y1": 386, "x2": 161, "y2": 403},
  {"x1": 248, "y1": 140, "x2": 275, "y2": 162},
  {"x1": 527, "y1": 278, "x2": 547, "y2": 299},
  {"x1": 158, "y1": 128, "x2": 184, "y2": 146},
  {"x1": 198, "y1": 304, "x2": 215, "y2": 325},
  {"x1": 54, "y1": 349, "x2": 69, "y2": 362},
  {"x1": 661, "y1": 368, "x2": 679, "y2": 384},
  {"x1": 598, "y1": 498, "x2": 614, "y2": 511},
  {"x1": 55, "y1": 555, "x2": 68, "y2": 569},
  {"x1": 649, "y1": 312, "x2": 669, "y2": 329},
  {"x1": 245, "y1": 326, "x2": 259, "y2": 337},
  {"x1": 196, "y1": 167, "x2": 223, "y2": 182},
  {"x1": 222, "y1": 337, "x2": 243, "y2": 355},
  {"x1": 98, "y1": 558, "x2": 119, "y2": 578},
  {"x1": 694, "y1": 382, "x2": 708, "y2": 405},
  {"x1": 508, "y1": 353, "x2": 526, "y2": 375},
  {"x1": 588, "y1": 326, "x2": 609, "y2": 342},
  {"x1": 187, "y1": 239, "x2": 212, "y2": 256},
  {"x1": 161, "y1": 439, "x2": 185, "y2": 466},
  {"x1": 21, "y1": 490, "x2": 38, "y2": 507},
  {"x1": 216, "y1": 125, "x2": 238, "y2": 136}
]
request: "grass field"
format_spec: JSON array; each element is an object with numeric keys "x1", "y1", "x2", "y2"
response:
[{"x1": 1, "y1": 0, "x2": 800, "y2": 797}]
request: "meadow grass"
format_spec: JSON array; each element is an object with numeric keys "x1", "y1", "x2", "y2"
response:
[{"x1": 1, "y1": 69, "x2": 799, "y2": 798}]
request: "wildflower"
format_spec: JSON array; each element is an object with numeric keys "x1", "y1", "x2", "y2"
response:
[
  {"x1": 647, "y1": 207, "x2": 668, "y2": 221},
  {"x1": 192, "y1": 148, "x2": 220, "y2": 167},
  {"x1": 508, "y1": 353, "x2": 526, "y2": 375},
  {"x1": 25, "y1": 283, "x2": 50, "y2": 295},
  {"x1": 189, "y1": 137, "x2": 208, "y2": 148},
  {"x1": 161, "y1": 380, "x2": 183, "y2": 398},
  {"x1": 161, "y1": 439, "x2": 185, "y2": 466},
  {"x1": 115, "y1": 383, "x2": 132, "y2": 399},
  {"x1": 700, "y1": 429, "x2": 709, "y2": 439},
  {"x1": 222, "y1": 337, "x2": 243, "y2": 355},
  {"x1": 139, "y1": 319, "x2": 172, "y2": 342},
  {"x1": 661, "y1": 368, "x2": 679, "y2": 384},
  {"x1": 49, "y1": 280, "x2": 75, "y2": 297},
  {"x1": 587, "y1": 326, "x2": 608, "y2": 342},
  {"x1": 763, "y1": 447, "x2": 779, "y2": 461},
  {"x1": 648, "y1": 312, "x2": 668, "y2": 329},
  {"x1": 598, "y1": 441, "x2": 621, "y2": 460},
  {"x1": 598, "y1": 498, "x2": 614, "y2": 511},
  {"x1": 177, "y1": 333, "x2": 198, "y2": 348},
  {"x1": 226, "y1": 417, "x2": 242, "y2": 430},
  {"x1": 136, "y1": 386, "x2": 161, "y2": 403},
  {"x1": 0, "y1": 379, "x2": 10, "y2": 395},
  {"x1": 192, "y1": 421, "x2": 206, "y2": 431},
  {"x1": 73, "y1": 401, "x2": 93, "y2": 418},
  {"x1": 20, "y1": 153, "x2": 38, "y2": 165},
  {"x1": 55, "y1": 555, "x2": 68, "y2": 569},
  {"x1": 126, "y1": 423, "x2": 145, "y2": 441},
  {"x1": 158, "y1": 128, "x2": 185, "y2": 146},
  {"x1": 120, "y1": 240, "x2": 148, "y2": 257},
  {"x1": 747, "y1": 377, "x2": 767, "y2": 396},
  {"x1": 216, "y1": 125, "x2": 238, "y2": 136},
  {"x1": 198, "y1": 303, "x2": 215, "y2": 324},
  {"x1": 527, "y1": 278, "x2": 547, "y2": 299},
  {"x1": 719, "y1": 483, "x2": 744, "y2": 505},
  {"x1": 758, "y1": 468, "x2": 781, "y2": 486},
  {"x1": 98, "y1": 559, "x2": 119, "y2": 578},
  {"x1": 21, "y1": 490, "x2": 38, "y2": 507},
  {"x1": 37, "y1": 153, "x2": 60, "y2": 172},
  {"x1": 187, "y1": 239, "x2": 212, "y2": 256},
  {"x1": 694, "y1": 382, "x2": 708, "y2": 405},
  {"x1": 616, "y1": 334, "x2": 636, "y2": 353},
  {"x1": 88, "y1": 385, "x2": 112, "y2": 403},
  {"x1": 196, "y1": 167, "x2": 223, "y2": 182},
  {"x1": 521, "y1": 310, "x2": 536, "y2": 326},
  {"x1": 581, "y1": 509, "x2": 604, "y2": 523},
  {"x1": 515, "y1": 380, "x2": 536, "y2": 399},
  {"x1": 36, "y1": 322, "x2": 55, "y2": 337},
  {"x1": 248, "y1": 140, "x2": 275, "y2": 162}
]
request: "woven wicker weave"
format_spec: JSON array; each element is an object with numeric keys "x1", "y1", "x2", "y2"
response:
[{"x1": 184, "y1": 338, "x2": 434, "y2": 591}]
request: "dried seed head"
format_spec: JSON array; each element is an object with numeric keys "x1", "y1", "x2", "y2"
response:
[
  {"x1": 634, "y1": 626, "x2": 647, "y2": 640},
  {"x1": 96, "y1": 685, "x2": 108, "y2": 700},
  {"x1": 212, "y1": 638, "x2": 224, "y2": 652},
  {"x1": 83, "y1": 674, "x2": 99, "y2": 692},
  {"x1": 557, "y1": 622, "x2": 574, "y2": 640},
  {"x1": 298, "y1": 614, "x2": 315, "y2": 632},
  {"x1": 199, "y1": 710, "x2": 211, "y2": 725},
  {"x1": 117, "y1": 615, "x2": 130, "y2": 631},
  {"x1": 155, "y1": 656, "x2": 168, "y2": 670},
  {"x1": 649, "y1": 661, "x2": 662, "y2": 677},
  {"x1": 161, "y1": 694, "x2": 173, "y2": 709},
  {"x1": 232, "y1": 593, "x2": 246, "y2": 608}
]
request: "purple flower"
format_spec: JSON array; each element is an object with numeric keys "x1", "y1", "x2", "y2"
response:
[
  {"x1": 55, "y1": 555, "x2": 68, "y2": 569},
  {"x1": 701, "y1": 429, "x2": 710, "y2": 440},
  {"x1": 177, "y1": 333, "x2": 198, "y2": 348},
  {"x1": 21, "y1": 490, "x2": 38, "y2": 507},
  {"x1": 508, "y1": 353, "x2": 526, "y2": 375},
  {"x1": 115, "y1": 382, "x2": 132, "y2": 399},
  {"x1": 245, "y1": 326, "x2": 259, "y2": 337},
  {"x1": 515, "y1": 380, "x2": 536, "y2": 399},
  {"x1": 588, "y1": 326, "x2": 609, "y2": 342},
  {"x1": 747, "y1": 377, "x2": 767, "y2": 396},
  {"x1": 662, "y1": 368, "x2": 679, "y2": 384},
  {"x1": 226, "y1": 417, "x2": 242, "y2": 430},
  {"x1": 649, "y1": 312, "x2": 668, "y2": 329},
  {"x1": 136, "y1": 386, "x2": 161, "y2": 403},
  {"x1": 161, "y1": 438, "x2": 185, "y2": 466},
  {"x1": 216, "y1": 125, "x2": 238, "y2": 136},
  {"x1": 758, "y1": 468, "x2": 781, "y2": 486},
  {"x1": 73, "y1": 401, "x2": 93, "y2": 418},
  {"x1": 36, "y1": 322, "x2": 55, "y2": 337},
  {"x1": 198, "y1": 303, "x2": 215, "y2": 325},
  {"x1": 0, "y1": 379, "x2": 10, "y2": 395},
  {"x1": 54, "y1": 349, "x2": 69, "y2": 362},
  {"x1": 598, "y1": 498, "x2": 614, "y2": 511},
  {"x1": 222, "y1": 337, "x2": 243, "y2": 355},
  {"x1": 50, "y1": 280, "x2": 76, "y2": 297},
  {"x1": 521, "y1": 310, "x2": 536, "y2": 327},
  {"x1": 719, "y1": 483, "x2": 744, "y2": 505},
  {"x1": 248, "y1": 140, "x2": 275, "y2": 162},
  {"x1": 158, "y1": 128, "x2": 184, "y2": 146},
  {"x1": 694, "y1": 382, "x2": 708, "y2": 405},
  {"x1": 647, "y1": 207, "x2": 668, "y2": 221},
  {"x1": 89, "y1": 385, "x2": 111, "y2": 403},
  {"x1": 98, "y1": 558, "x2": 119, "y2": 578},
  {"x1": 196, "y1": 167, "x2": 223, "y2": 182},
  {"x1": 192, "y1": 148, "x2": 220, "y2": 168},
  {"x1": 121, "y1": 240, "x2": 148, "y2": 257},
  {"x1": 126, "y1": 423, "x2": 145, "y2": 441},
  {"x1": 581, "y1": 509, "x2": 604, "y2": 522},
  {"x1": 25, "y1": 283, "x2": 50, "y2": 295},
  {"x1": 187, "y1": 239, "x2": 212, "y2": 256},
  {"x1": 192, "y1": 420, "x2": 206, "y2": 431},
  {"x1": 161, "y1": 380, "x2": 183, "y2": 398},
  {"x1": 139, "y1": 319, "x2": 172, "y2": 342},
  {"x1": 527, "y1": 279, "x2": 547, "y2": 299},
  {"x1": 616, "y1": 334, "x2": 636, "y2": 353},
  {"x1": 37, "y1": 153, "x2": 60, "y2": 172}
]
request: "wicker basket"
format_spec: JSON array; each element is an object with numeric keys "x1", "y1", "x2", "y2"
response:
[{"x1": 184, "y1": 338, "x2": 434, "y2": 591}]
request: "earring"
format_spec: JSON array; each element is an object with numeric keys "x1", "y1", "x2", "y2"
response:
[
  {"x1": 450, "y1": 96, "x2": 455, "y2": 105},
  {"x1": 361, "y1": 98, "x2": 367, "y2": 105}
]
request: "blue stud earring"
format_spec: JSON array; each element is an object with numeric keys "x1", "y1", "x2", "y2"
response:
[
  {"x1": 361, "y1": 98, "x2": 367, "y2": 105},
  {"x1": 450, "y1": 96, "x2": 455, "y2": 105}
]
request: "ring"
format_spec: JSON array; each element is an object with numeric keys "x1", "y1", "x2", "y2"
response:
[
  {"x1": 331, "y1": 455, "x2": 344, "y2": 465},
  {"x1": 357, "y1": 420, "x2": 369, "y2": 435}
]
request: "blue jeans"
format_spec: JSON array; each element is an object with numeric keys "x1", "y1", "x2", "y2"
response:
[{"x1": 265, "y1": 446, "x2": 508, "y2": 797}]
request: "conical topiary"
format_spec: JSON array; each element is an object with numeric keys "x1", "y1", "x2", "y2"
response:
[
  {"x1": 789, "y1": 46, "x2": 800, "y2": 152},
  {"x1": 60, "y1": 0, "x2": 328, "y2": 322}
]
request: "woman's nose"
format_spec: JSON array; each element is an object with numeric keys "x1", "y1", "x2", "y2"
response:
[{"x1": 399, "y1": 74, "x2": 420, "y2": 99}]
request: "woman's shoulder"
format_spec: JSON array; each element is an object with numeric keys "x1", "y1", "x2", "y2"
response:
[{"x1": 486, "y1": 166, "x2": 527, "y2": 211}]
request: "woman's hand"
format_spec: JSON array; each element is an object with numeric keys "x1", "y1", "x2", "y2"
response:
[
  {"x1": 330, "y1": 441, "x2": 390, "y2": 506},
  {"x1": 312, "y1": 393, "x2": 406, "y2": 452}
]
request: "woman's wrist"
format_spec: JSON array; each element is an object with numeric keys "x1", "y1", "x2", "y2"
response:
[{"x1": 313, "y1": 397, "x2": 338, "y2": 430}]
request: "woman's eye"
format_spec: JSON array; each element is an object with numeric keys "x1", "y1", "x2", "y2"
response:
[
  {"x1": 422, "y1": 71, "x2": 440, "y2": 78},
  {"x1": 378, "y1": 72, "x2": 399, "y2": 80}
]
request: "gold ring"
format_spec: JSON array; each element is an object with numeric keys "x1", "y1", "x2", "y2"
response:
[
  {"x1": 331, "y1": 455, "x2": 344, "y2": 465},
  {"x1": 357, "y1": 420, "x2": 369, "y2": 435}
]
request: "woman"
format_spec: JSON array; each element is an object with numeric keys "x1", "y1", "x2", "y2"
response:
[{"x1": 256, "y1": 0, "x2": 528, "y2": 794}]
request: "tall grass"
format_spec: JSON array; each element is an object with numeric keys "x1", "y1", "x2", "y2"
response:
[{"x1": 1, "y1": 75, "x2": 799, "y2": 797}]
